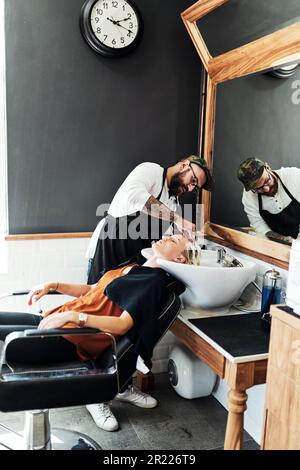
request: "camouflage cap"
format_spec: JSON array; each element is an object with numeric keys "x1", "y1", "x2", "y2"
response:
[
  {"x1": 180, "y1": 155, "x2": 214, "y2": 191},
  {"x1": 237, "y1": 158, "x2": 265, "y2": 191}
]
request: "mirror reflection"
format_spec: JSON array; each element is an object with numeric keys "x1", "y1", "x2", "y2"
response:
[{"x1": 210, "y1": 69, "x2": 300, "y2": 245}]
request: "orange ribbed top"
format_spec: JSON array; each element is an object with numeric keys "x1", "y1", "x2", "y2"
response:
[{"x1": 43, "y1": 264, "x2": 134, "y2": 361}]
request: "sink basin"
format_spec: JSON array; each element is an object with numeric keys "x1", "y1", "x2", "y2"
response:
[{"x1": 141, "y1": 248, "x2": 256, "y2": 313}]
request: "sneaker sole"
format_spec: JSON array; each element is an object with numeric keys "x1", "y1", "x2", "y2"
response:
[
  {"x1": 98, "y1": 424, "x2": 119, "y2": 432},
  {"x1": 115, "y1": 398, "x2": 157, "y2": 409},
  {"x1": 86, "y1": 409, "x2": 119, "y2": 431},
  {"x1": 89, "y1": 420, "x2": 119, "y2": 432}
]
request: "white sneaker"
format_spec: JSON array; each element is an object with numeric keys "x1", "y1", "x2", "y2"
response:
[
  {"x1": 86, "y1": 403, "x2": 119, "y2": 431},
  {"x1": 115, "y1": 385, "x2": 158, "y2": 409}
]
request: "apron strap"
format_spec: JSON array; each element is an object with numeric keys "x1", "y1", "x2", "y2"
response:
[
  {"x1": 272, "y1": 171, "x2": 297, "y2": 202},
  {"x1": 157, "y1": 168, "x2": 167, "y2": 200},
  {"x1": 258, "y1": 193, "x2": 263, "y2": 212}
]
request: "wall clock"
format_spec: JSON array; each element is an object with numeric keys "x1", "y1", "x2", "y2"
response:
[{"x1": 80, "y1": 0, "x2": 143, "y2": 57}]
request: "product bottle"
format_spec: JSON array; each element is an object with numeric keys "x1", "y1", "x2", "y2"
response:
[
  {"x1": 261, "y1": 269, "x2": 282, "y2": 315},
  {"x1": 261, "y1": 269, "x2": 282, "y2": 332}
]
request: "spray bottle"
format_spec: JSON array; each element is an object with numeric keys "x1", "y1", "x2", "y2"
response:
[{"x1": 261, "y1": 268, "x2": 282, "y2": 331}]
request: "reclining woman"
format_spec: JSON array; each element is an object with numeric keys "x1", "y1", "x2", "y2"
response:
[{"x1": 0, "y1": 235, "x2": 188, "y2": 431}]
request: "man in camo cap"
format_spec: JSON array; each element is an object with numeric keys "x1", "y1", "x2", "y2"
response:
[{"x1": 237, "y1": 157, "x2": 300, "y2": 243}]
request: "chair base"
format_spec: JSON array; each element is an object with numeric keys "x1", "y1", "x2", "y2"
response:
[
  {"x1": 0, "y1": 428, "x2": 101, "y2": 450},
  {"x1": 50, "y1": 428, "x2": 101, "y2": 450},
  {"x1": 1, "y1": 410, "x2": 102, "y2": 451},
  {"x1": 23, "y1": 409, "x2": 101, "y2": 450}
]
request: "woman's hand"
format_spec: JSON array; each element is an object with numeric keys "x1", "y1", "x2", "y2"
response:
[
  {"x1": 38, "y1": 311, "x2": 76, "y2": 330},
  {"x1": 27, "y1": 282, "x2": 56, "y2": 305}
]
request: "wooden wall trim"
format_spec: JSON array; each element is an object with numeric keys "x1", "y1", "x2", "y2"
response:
[{"x1": 5, "y1": 233, "x2": 92, "y2": 241}]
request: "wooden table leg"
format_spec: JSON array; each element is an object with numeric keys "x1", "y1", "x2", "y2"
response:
[{"x1": 224, "y1": 389, "x2": 248, "y2": 450}]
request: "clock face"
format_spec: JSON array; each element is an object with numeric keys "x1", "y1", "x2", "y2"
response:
[
  {"x1": 80, "y1": 0, "x2": 143, "y2": 57},
  {"x1": 91, "y1": 1, "x2": 139, "y2": 49}
]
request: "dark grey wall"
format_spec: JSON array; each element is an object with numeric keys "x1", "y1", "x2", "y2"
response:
[
  {"x1": 6, "y1": 0, "x2": 201, "y2": 234},
  {"x1": 211, "y1": 69, "x2": 300, "y2": 227}
]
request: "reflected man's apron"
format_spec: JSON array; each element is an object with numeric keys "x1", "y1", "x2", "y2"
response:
[{"x1": 258, "y1": 171, "x2": 300, "y2": 239}]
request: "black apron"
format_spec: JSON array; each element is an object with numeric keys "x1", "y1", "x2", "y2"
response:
[
  {"x1": 258, "y1": 171, "x2": 300, "y2": 239},
  {"x1": 88, "y1": 168, "x2": 171, "y2": 284}
]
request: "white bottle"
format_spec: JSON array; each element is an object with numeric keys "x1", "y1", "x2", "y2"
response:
[{"x1": 286, "y1": 227, "x2": 300, "y2": 315}]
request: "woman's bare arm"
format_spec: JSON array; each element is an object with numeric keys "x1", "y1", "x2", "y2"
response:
[
  {"x1": 27, "y1": 282, "x2": 93, "y2": 305},
  {"x1": 38, "y1": 310, "x2": 134, "y2": 335},
  {"x1": 54, "y1": 282, "x2": 93, "y2": 297}
]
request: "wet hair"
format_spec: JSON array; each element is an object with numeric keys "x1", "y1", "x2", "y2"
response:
[{"x1": 183, "y1": 247, "x2": 201, "y2": 265}]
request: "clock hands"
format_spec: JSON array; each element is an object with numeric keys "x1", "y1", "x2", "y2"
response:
[
  {"x1": 107, "y1": 16, "x2": 133, "y2": 35},
  {"x1": 116, "y1": 16, "x2": 131, "y2": 23},
  {"x1": 107, "y1": 15, "x2": 131, "y2": 23},
  {"x1": 115, "y1": 22, "x2": 133, "y2": 35},
  {"x1": 109, "y1": 16, "x2": 123, "y2": 37},
  {"x1": 107, "y1": 17, "x2": 118, "y2": 25}
]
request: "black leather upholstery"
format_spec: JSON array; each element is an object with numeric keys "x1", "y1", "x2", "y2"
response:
[{"x1": 0, "y1": 281, "x2": 183, "y2": 413}]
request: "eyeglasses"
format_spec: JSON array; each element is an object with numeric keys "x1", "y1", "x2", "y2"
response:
[
  {"x1": 189, "y1": 164, "x2": 200, "y2": 188},
  {"x1": 251, "y1": 172, "x2": 272, "y2": 193}
]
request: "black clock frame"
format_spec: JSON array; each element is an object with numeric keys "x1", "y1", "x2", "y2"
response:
[{"x1": 79, "y1": 0, "x2": 144, "y2": 58}]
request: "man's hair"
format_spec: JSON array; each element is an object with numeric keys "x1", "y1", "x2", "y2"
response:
[
  {"x1": 179, "y1": 155, "x2": 214, "y2": 191},
  {"x1": 237, "y1": 158, "x2": 265, "y2": 191}
]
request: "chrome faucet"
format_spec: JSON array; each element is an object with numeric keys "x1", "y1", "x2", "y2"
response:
[
  {"x1": 216, "y1": 247, "x2": 244, "y2": 267},
  {"x1": 216, "y1": 247, "x2": 262, "y2": 294}
]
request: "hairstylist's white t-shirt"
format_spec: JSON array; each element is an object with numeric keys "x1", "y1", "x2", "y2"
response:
[{"x1": 86, "y1": 162, "x2": 178, "y2": 259}]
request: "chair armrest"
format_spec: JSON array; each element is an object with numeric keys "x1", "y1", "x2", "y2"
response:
[
  {"x1": 0, "y1": 329, "x2": 117, "y2": 379},
  {"x1": 24, "y1": 327, "x2": 101, "y2": 337},
  {"x1": 0, "y1": 290, "x2": 62, "y2": 303}
]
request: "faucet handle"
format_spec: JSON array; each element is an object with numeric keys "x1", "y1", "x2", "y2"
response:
[
  {"x1": 215, "y1": 247, "x2": 244, "y2": 267},
  {"x1": 216, "y1": 247, "x2": 226, "y2": 263}
]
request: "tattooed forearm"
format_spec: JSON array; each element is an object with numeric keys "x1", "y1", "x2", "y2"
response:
[
  {"x1": 266, "y1": 231, "x2": 293, "y2": 244},
  {"x1": 142, "y1": 196, "x2": 176, "y2": 223}
]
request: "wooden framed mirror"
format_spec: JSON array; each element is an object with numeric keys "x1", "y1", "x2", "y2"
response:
[{"x1": 182, "y1": 0, "x2": 300, "y2": 269}]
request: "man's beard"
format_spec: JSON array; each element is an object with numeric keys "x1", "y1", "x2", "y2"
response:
[
  {"x1": 169, "y1": 171, "x2": 189, "y2": 197},
  {"x1": 263, "y1": 174, "x2": 278, "y2": 197}
]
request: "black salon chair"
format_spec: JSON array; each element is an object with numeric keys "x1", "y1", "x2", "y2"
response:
[{"x1": 0, "y1": 279, "x2": 184, "y2": 450}]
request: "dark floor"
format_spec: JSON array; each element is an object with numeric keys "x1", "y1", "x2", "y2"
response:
[{"x1": 0, "y1": 373, "x2": 259, "y2": 450}]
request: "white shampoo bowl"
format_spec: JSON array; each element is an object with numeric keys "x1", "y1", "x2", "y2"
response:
[{"x1": 142, "y1": 248, "x2": 256, "y2": 313}]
